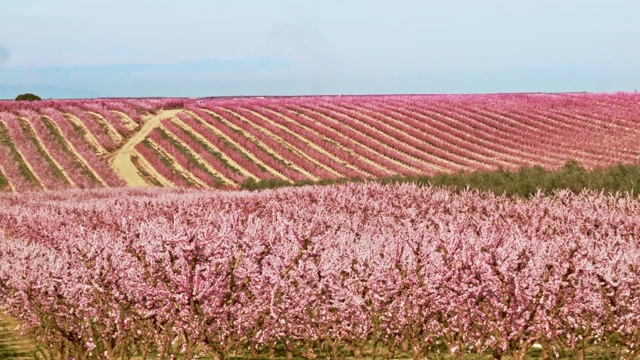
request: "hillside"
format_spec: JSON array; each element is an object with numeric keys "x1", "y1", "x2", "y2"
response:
[{"x1": 0, "y1": 93, "x2": 639, "y2": 192}]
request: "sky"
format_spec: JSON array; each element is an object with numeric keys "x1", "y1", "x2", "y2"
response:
[{"x1": 0, "y1": 0, "x2": 639, "y2": 98}]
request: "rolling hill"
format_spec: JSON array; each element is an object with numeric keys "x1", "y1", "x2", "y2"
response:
[{"x1": 0, "y1": 92, "x2": 639, "y2": 192}]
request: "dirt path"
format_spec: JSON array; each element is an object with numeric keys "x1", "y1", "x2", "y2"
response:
[
  {"x1": 65, "y1": 113, "x2": 108, "y2": 156},
  {"x1": 0, "y1": 314, "x2": 35, "y2": 359},
  {"x1": 42, "y1": 116, "x2": 109, "y2": 188},
  {"x1": 159, "y1": 124, "x2": 237, "y2": 186},
  {"x1": 264, "y1": 108, "x2": 384, "y2": 177},
  {"x1": 20, "y1": 117, "x2": 77, "y2": 188},
  {"x1": 147, "y1": 138, "x2": 209, "y2": 188},
  {"x1": 241, "y1": 109, "x2": 345, "y2": 178},
  {"x1": 186, "y1": 110, "x2": 292, "y2": 182},
  {"x1": 86, "y1": 111, "x2": 125, "y2": 142},
  {"x1": 108, "y1": 110, "x2": 181, "y2": 187},
  {"x1": 221, "y1": 109, "x2": 318, "y2": 181},
  {"x1": 171, "y1": 117, "x2": 257, "y2": 181}
]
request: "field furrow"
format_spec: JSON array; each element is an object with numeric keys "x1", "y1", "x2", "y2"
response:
[
  {"x1": 64, "y1": 113, "x2": 109, "y2": 156},
  {"x1": 267, "y1": 106, "x2": 392, "y2": 177},
  {"x1": 40, "y1": 114, "x2": 108, "y2": 187},
  {"x1": 146, "y1": 138, "x2": 209, "y2": 188},
  {"x1": 149, "y1": 126, "x2": 224, "y2": 187},
  {"x1": 16, "y1": 117, "x2": 76, "y2": 188},
  {"x1": 387, "y1": 104, "x2": 527, "y2": 168},
  {"x1": 239, "y1": 108, "x2": 346, "y2": 179},
  {"x1": 131, "y1": 150, "x2": 174, "y2": 187},
  {"x1": 0, "y1": 121, "x2": 44, "y2": 190},
  {"x1": 223, "y1": 108, "x2": 326, "y2": 180},
  {"x1": 360, "y1": 102, "x2": 510, "y2": 170},
  {"x1": 258, "y1": 106, "x2": 372, "y2": 178},
  {"x1": 1, "y1": 114, "x2": 65, "y2": 190},
  {"x1": 160, "y1": 122, "x2": 238, "y2": 186},
  {"x1": 171, "y1": 116, "x2": 254, "y2": 182},
  {"x1": 0, "y1": 166, "x2": 14, "y2": 191},
  {"x1": 293, "y1": 105, "x2": 422, "y2": 175},
  {"x1": 310, "y1": 103, "x2": 440, "y2": 173},
  {"x1": 336, "y1": 103, "x2": 479, "y2": 171},
  {"x1": 187, "y1": 109, "x2": 292, "y2": 182}
]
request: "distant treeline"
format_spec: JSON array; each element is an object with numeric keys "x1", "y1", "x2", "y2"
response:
[{"x1": 241, "y1": 160, "x2": 640, "y2": 197}]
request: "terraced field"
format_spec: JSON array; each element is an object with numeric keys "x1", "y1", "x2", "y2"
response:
[{"x1": 1, "y1": 93, "x2": 639, "y2": 191}]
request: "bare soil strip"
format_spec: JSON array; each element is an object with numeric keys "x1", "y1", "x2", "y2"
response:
[
  {"x1": 398, "y1": 106, "x2": 531, "y2": 167},
  {"x1": 372, "y1": 105, "x2": 514, "y2": 169},
  {"x1": 108, "y1": 110, "x2": 181, "y2": 187},
  {"x1": 419, "y1": 108, "x2": 542, "y2": 167},
  {"x1": 318, "y1": 105, "x2": 448, "y2": 173},
  {"x1": 459, "y1": 107, "x2": 586, "y2": 161},
  {"x1": 218, "y1": 109, "x2": 317, "y2": 181},
  {"x1": 18, "y1": 118, "x2": 77, "y2": 188},
  {"x1": 9, "y1": 143, "x2": 45, "y2": 190},
  {"x1": 0, "y1": 314, "x2": 36, "y2": 360},
  {"x1": 171, "y1": 117, "x2": 258, "y2": 181},
  {"x1": 296, "y1": 106, "x2": 421, "y2": 174},
  {"x1": 345, "y1": 104, "x2": 483, "y2": 170},
  {"x1": 0, "y1": 166, "x2": 15, "y2": 192},
  {"x1": 147, "y1": 138, "x2": 209, "y2": 188},
  {"x1": 64, "y1": 113, "x2": 108, "y2": 156},
  {"x1": 86, "y1": 111, "x2": 125, "y2": 143},
  {"x1": 241, "y1": 108, "x2": 345, "y2": 178},
  {"x1": 266, "y1": 108, "x2": 388, "y2": 176},
  {"x1": 132, "y1": 149, "x2": 175, "y2": 187},
  {"x1": 42, "y1": 116, "x2": 108, "y2": 187},
  {"x1": 159, "y1": 125, "x2": 237, "y2": 186},
  {"x1": 262, "y1": 108, "x2": 373, "y2": 177},
  {"x1": 186, "y1": 110, "x2": 291, "y2": 182},
  {"x1": 111, "y1": 110, "x2": 139, "y2": 132}
]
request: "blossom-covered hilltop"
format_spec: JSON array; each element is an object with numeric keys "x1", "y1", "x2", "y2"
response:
[{"x1": 1, "y1": 92, "x2": 640, "y2": 191}]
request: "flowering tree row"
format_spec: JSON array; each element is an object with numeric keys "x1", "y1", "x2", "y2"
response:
[
  {"x1": 185, "y1": 106, "x2": 304, "y2": 182},
  {"x1": 2, "y1": 183, "x2": 640, "y2": 359},
  {"x1": 260, "y1": 105, "x2": 391, "y2": 178},
  {"x1": 284, "y1": 104, "x2": 418, "y2": 175},
  {"x1": 230, "y1": 106, "x2": 350, "y2": 179},
  {"x1": 147, "y1": 127, "x2": 223, "y2": 188},
  {"x1": 321, "y1": 102, "x2": 471, "y2": 172},
  {"x1": 40, "y1": 108, "x2": 124, "y2": 187},
  {"x1": 61, "y1": 105, "x2": 122, "y2": 151},
  {"x1": 175, "y1": 112, "x2": 273, "y2": 181},
  {"x1": 0, "y1": 111, "x2": 67, "y2": 190},
  {"x1": 443, "y1": 104, "x2": 602, "y2": 166},
  {"x1": 1, "y1": 93, "x2": 640, "y2": 191},
  {"x1": 363, "y1": 102, "x2": 505, "y2": 170},
  {"x1": 202, "y1": 105, "x2": 327, "y2": 181},
  {"x1": 163, "y1": 119, "x2": 246, "y2": 185}
]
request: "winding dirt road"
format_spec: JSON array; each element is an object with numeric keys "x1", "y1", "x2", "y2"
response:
[{"x1": 108, "y1": 110, "x2": 181, "y2": 187}]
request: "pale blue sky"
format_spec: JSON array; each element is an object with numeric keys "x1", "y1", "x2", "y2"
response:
[{"x1": 1, "y1": 0, "x2": 639, "y2": 98}]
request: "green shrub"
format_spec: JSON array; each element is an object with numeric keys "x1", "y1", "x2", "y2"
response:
[
  {"x1": 15, "y1": 93, "x2": 42, "y2": 101},
  {"x1": 239, "y1": 160, "x2": 640, "y2": 197}
]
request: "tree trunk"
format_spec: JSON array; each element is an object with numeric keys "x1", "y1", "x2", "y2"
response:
[
  {"x1": 492, "y1": 349, "x2": 503, "y2": 360},
  {"x1": 541, "y1": 341, "x2": 551, "y2": 360},
  {"x1": 401, "y1": 338, "x2": 410, "y2": 352},
  {"x1": 386, "y1": 339, "x2": 396, "y2": 360},
  {"x1": 331, "y1": 341, "x2": 339, "y2": 360},
  {"x1": 353, "y1": 344, "x2": 364, "y2": 358}
]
